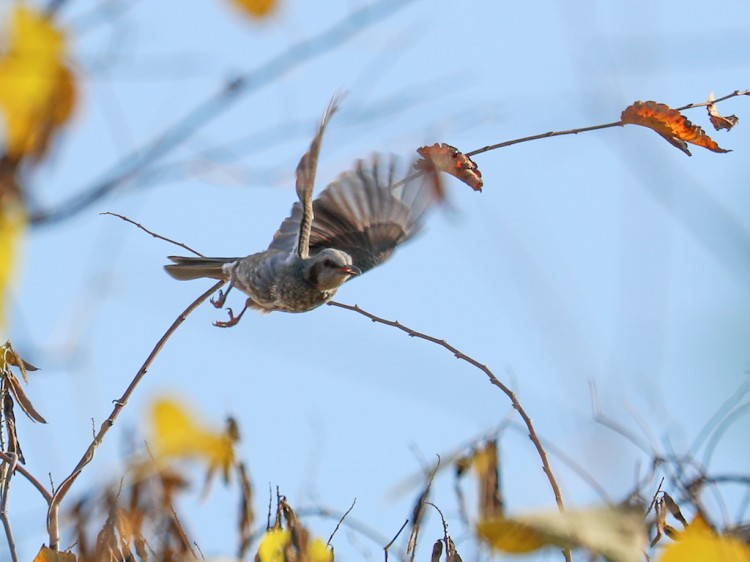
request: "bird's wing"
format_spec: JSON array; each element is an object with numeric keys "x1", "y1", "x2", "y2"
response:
[
  {"x1": 269, "y1": 156, "x2": 435, "y2": 274},
  {"x1": 294, "y1": 96, "x2": 342, "y2": 259}
]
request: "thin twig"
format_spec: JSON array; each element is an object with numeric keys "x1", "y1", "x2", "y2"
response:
[
  {"x1": 327, "y1": 498, "x2": 356, "y2": 546},
  {"x1": 675, "y1": 89, "x2": 750, "y2": 111},
  {"x1": 102, "y1": 212, "x2": 204, "y2": 256},
  {"x1": 46, "y1": 280, "x2": 225, "y2": 549},
  {"x1": 0, "y1": 450, "x2": 53, "y2": 503},
  {"x1": 466, "y1": 121, "x2": 623, "y2": 158},
  {"x1": 327, "y1": 301, "x2": 566, "y2": 512},
  {"x1": 384, "y1": 519, "x2": 409, "y2": 562},
  {"x1": 299, "y1": 505, "x2": 407, "y2": 562}
]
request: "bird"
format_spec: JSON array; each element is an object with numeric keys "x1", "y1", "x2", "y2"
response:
[{"x1": 164, "y1": 99, "x2": 435, "y2": 327}]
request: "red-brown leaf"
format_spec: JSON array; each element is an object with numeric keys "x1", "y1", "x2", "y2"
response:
[
  {"x1": 416, "y1": 143, "x2": 483, "y2": 192},
  {"x1": 707, "y1": 102, "x2": 739, "y2": 131},
  {"x1": 621, "y1": 101, "x2": 730, "y2": 156}
]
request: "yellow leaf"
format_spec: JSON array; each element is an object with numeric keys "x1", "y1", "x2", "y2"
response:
[
  {"x1": 257, "y1": 529, "x2": 291, "y2": 562},
  {"x1": 32, "y1": 545, "x2": 77, "y2": 562},
  {"x1": 228, "y1": 0, "x2": 278, "y2": 19},
  {"x1": 256, "y1": 528, "x2": 334, "y2": 562},
  {"x1": 658, "y1": 515, "x2": 750, "y2": 562},
  {"x1": 0, "y1": 5, "x2": 76, "y2": 160},
  {"x1": 479, "y1": 507, "x2": 647, "y2": 562},
  {"x1": 150, "y1": 397, "x2": 236, "y2": 479},
  {"x1": 308, "y1": 539, "x2": 334, "y2": 562},
  {"x1": 0, "y1": 201, "x2": 26, "y2": 333}
]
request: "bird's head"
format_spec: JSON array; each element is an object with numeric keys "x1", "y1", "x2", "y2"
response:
[{"x1": 305, "y1": 248, "x2": 361, "y2": 291}]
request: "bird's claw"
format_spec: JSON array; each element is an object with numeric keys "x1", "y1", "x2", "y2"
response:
[
  {"x1": 213, "y1": 305, "x2": 246, "y2": 328},
  {"x1": 210, "y1": 284, "x2": 232, "y2": 308}
]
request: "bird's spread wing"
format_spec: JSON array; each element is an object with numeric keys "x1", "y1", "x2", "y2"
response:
[
  {"x1": 269, "y1": 156, "x2": 435, "y2": 274},
  {"x1": 295, "y1": 96, "x2": 342, "y2": 259}
]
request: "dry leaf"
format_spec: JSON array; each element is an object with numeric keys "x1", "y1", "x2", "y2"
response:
[
  {"x1": 471, "y1": 439, "x2": 503, "y2": 520},
  {"x1": 621, "y1": 100, "x2": 730, "y2": 156},
  {"x1": 0, "y1": 5, "x2": 77, "y2": 161},
  {"x1": 416, "y1": 143, "x2": 484, "y2": 193},
  {"x1": 430, "y1": 540, "x2": 443, "y2": 562},
  {"x1": 479, "y1": 506, "x2": 647, "y2": 562},
  {"x1": 238, "y1": 461, "x2": 255, "y2": 559},
  {"x1": 662, "y1": 493, "x2": 687, "y2": 527},
  {"x1": 6, "y1": 371, "x2": 47, "y2": 423},
  {"x1": 706, "y1": 93, "x2": 739, "y2": 131},
  {"x1": 658, "y1": 514, "x2": 750, "y2": 562},
  {"x1": 2, "y1": 384, "x2": 25, "y2": 462},
  {"x1": 228, "y1": 0, "x2": 278, "y2": 19},
  {"x1": 32, "y1": 545, "x2": 77, "y2": 562}
]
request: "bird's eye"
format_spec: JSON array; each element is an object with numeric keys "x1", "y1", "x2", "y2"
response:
[{"x1": 324, "y1": 259, "x2": 334, "y2": 267}]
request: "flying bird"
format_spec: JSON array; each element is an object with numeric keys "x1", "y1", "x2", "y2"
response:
[{"x1": 164, "y1": 100, "x2": 435, "y2": 327}]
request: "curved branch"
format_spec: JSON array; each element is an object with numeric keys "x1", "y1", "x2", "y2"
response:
[{"x1": 327, "y1": 301, "x2": 566, "y2": 513}]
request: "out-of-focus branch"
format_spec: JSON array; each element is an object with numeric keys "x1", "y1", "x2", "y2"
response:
[{"x1": 29, "y1": 0, "x2": 416, "y2": 226}]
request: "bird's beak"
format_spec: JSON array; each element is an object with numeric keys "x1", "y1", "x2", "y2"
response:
[{"x1": 341, "y1": 264, "x2": 361, "y2": 276}]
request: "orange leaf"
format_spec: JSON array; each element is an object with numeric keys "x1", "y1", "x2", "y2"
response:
[
  {"x1": 416, "y1": 143, "x2": 483, "y2": 192},
  {"x1": 621, "y1": 100, "x2": 730, "y2": 156},
  {"x1": 228, "y1": 0, "x2": 278, "y2": 19}
]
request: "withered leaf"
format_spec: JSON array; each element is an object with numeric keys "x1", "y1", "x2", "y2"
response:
[
  {"x1": 238, "y1": 461, "x2": 255, "y2": 559},
  {"x1": 416, "y1": 143, "x2": 484, "y2": 193},
  {"x1": 2, "y1": 387, "x2": 26, "y2": 463},
  {"x1": 446, "y1": 536, "x2": 463, "y2": 562},
  {"x1": 663, "y1": 492, "x2": 688, "y2": 527},
  {"x1": 473, "y1": 440, "x2": 503, "y2": 520},
  {"x1": 707, "y1": 102, "x2": 739, "y2": 131},
  {"x1": 431, "y1": 540, "x2": 443, "y2": 562},
  {"x1": 621, "y1": 100, "x2": 730, "y2": 156},
  {"x1": 6, "y1": 371, "x2": 47, "y2": 423}
]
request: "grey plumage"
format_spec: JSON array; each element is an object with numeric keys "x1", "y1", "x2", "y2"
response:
[{"x1": 165, "y1": 100, "x2": 434, "y2": 325}]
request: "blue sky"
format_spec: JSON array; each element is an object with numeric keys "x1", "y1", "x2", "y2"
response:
[{"x1": 4, "y1": 0, "x2": 750, "y2": 559}]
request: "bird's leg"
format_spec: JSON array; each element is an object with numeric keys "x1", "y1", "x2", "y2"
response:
[
  {"x1": 210, "y1": 283, "x2": 233, "y2": 309},
  {"x1": 213, "y1": 298, "x2": 251, "y2": 328}
]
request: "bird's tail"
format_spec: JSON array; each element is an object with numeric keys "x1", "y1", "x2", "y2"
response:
[{"x1": 164, "y1": 256, "x2": 238, "y2": 281}]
